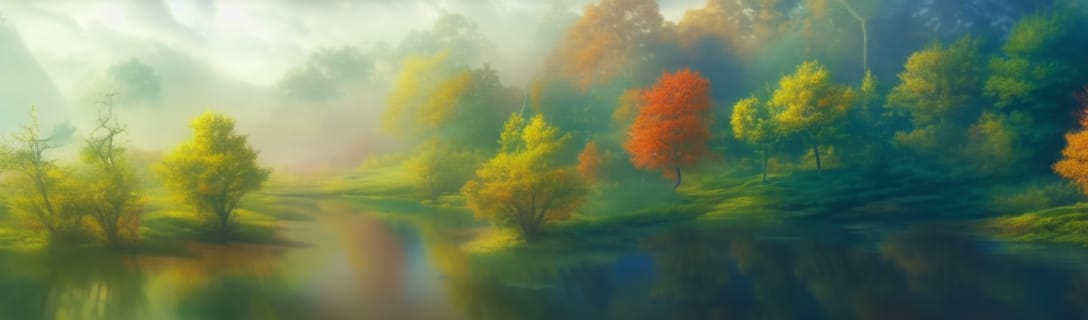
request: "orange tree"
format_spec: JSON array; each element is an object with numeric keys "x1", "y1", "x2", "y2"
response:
[
  {"x1": 624, "y1": 68, "x2": 712, "y2": 189},
  {"x1": 1054, "y1": 87, "x2": 1088, "y2": 194}
]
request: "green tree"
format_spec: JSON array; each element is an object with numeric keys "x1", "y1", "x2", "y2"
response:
[
  {"x1": 80, "y1": 96, "x2": 144, "y2": 246},
  {"x1": 408, "y1": 139, "x2": 481, "y2": 200},
  {"x1": 984, "y1": 10, "x2": 1087, "y2": 167},
  {"x1": 887, "y1": 36, "x2": 983, "y2": 154},
  {"x1": 771, "y1": 61, "x2": 855, "y2": 171},
  {"x1": 1, "y1": 106, "x2": 86, "y2": 242},
  {"x1": 462, "y1": 114, "x2": 586, "y2": 239},
  {"x1": 384, "y1": 51, "x2": 515, "y2": 150},
  {"x1": 731, "y1": 96, "x2": 776, "y2": 183},
  {"x1": 158, "y1": 112, "x2": 270, "y2": 241}
]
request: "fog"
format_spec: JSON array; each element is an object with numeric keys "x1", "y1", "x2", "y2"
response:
[{"x1": 0, "y1": 0, "x2": 701, "y2": 171}]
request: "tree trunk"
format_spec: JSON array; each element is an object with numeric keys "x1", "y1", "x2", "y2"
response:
[
  {"x1": 673, "y1": 165, "x2": 682, "y2": 190},
  {"x1": 813, "y1": 144, "x2": 822, "y2": 172},
  {"x1": 762, "y1": 144, "x2": 769, "y2": 184}
]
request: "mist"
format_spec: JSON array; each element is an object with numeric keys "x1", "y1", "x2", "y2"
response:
[
  {"x1": 0, "y1": 0, "x2": 704, "y2": 171},
  {"x1": 3, "y1": 1, "x2": 1088, "y2": 319}
]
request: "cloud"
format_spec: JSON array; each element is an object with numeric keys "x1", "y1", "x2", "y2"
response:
[{"x1": 276, "y1": 46, "x2": 373, "y2": 104}]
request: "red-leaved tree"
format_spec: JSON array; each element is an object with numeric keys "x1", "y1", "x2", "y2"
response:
[{"x1": 624, "y1": 68, "x2": 712, "y2": 189}]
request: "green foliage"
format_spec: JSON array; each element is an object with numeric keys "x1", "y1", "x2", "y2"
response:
[
  {"x1": 983, "y1": 10, "x2": 1086, "y2": 169},
  {"x1": 408, "y1": 139, "x2": 482, "y2": 200},
  {"x1": 887, "y1": 36, "x2": 982, "y2": 127},
  {"x1": 158, "y1": 112, "x2": 270, "y2": 241},
  {"x1": 770, "y1": 60, "x2": 855, "y2": 170},
  {"x1": 383, "y1": 51, "x2": 515, "y2": 150},
  {"x1": 1002, "y1": 11, "x2": 1071, "y2": 57},
  {"x1": 462, "y1": 114, "x2": 587, "y2": 239},
  {"x1": 962, "y1": 112, "x2": 1019, "y2": 176}
]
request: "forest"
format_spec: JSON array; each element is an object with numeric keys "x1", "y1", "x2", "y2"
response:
[{"x1": 1, "y1": 0, "x2": 1088, "y2": 319}]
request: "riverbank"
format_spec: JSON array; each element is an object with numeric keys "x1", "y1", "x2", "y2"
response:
[{"x1": 273, "y1": 164, "x2": 1081, "y2": 255}]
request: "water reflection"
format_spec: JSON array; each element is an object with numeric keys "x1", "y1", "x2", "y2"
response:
[
  {"x1": 2, "y1": 208, "x2": 1087, "y2": 320},
  {"x1": 434, "y1": 226, "x2": 1088, "y2": 320}
]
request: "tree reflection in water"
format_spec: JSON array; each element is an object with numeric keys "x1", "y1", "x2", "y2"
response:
[{"x1": 427, "y1": 226, "x2": 1088, "y2": 320}]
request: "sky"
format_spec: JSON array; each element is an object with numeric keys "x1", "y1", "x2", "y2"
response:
[{"x1": 0, "y1": 0, "x2": 703, "y2": 169}]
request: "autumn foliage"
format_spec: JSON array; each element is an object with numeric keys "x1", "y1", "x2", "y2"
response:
[
  {"x1": 462, "y1": 114, "x2": 586, "y2": 239},
  {"x1": 549, "y1": 0, "x2": 663, "y2": 88},
  {"x1": 624, "y1": 68, "x2": 712, "y2": 189},
  {"x1": 577, "y1": 141, "x2": 605, "y2": 182},
  {"x1": 1057, "y1": 86, "x2": 1088, "y2": 194}
]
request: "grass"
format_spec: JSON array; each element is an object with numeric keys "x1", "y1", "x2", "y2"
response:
[
  {"x1": 683, "y1": 166, "x2": 992, "y2": 223},
  {"x1": 270, "y1": 163, "x2": 1019, "y2": 255},
  {"x1": 984, "y1": 203, "x2": 1088, "y2": 246}
]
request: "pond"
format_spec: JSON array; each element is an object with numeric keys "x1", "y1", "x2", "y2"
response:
[{"x1": 2, "y1": 200, "x2": 1088, "y2": 320}]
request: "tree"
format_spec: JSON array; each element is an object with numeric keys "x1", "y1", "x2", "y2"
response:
[
  {"x1": 547, "y1": 0, "x2": 664, "y2": 88},
  {"x1": 383, "y1": 51, "x2": 456, "y2": 137},
  {"x1": 984, "y1": 11, "x2": 1087, "y2": 168},
  {"x1": 625, "y1": 68, "x2": 712, "y2": 189},
  {"x1": 675, "y1": 0, "x2": 788, "y2": 59},
  {"x1": 408, "y1": 139, "x2": 480, "y2": 200},
  {"x1": 1057, "y1": 89, "x2": 1088, "y2": 195},
  {"x1": 1, "y1": 106, "x2": 86, "y2": 242},
  {"x1": 731, "y1": 96, "x2": 776, "y2": 183},
  {"x1": 159, "y1": 112, "x2": 270, "y2": 241},
  {"x1": 384, "y1": 52, "x2": 516, "y2": 150},
  {"x1": 771, "y1": 61, "x2": 855, "y2": 171},
  {"x1": 577, "y1": 141, "x2": 605, "y2": 182},
  {"x1": 462, "y1": 114, "x2": 586, "y2": 239},
  {"x1": 887, "y1": 36, "x2": 982, "y2": 128},
  {"x1": 81, "y1": 95, "x2": 144, "y2": 246}
]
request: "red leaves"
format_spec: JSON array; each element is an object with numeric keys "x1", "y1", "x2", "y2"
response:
[{"x1": 624, "y1": 68, "x2": 712, "y2": 175}]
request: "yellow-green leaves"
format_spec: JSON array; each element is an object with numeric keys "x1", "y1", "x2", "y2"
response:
[
  {"x1": 159, "y1": 112, "x2": 269, "y2": 240},
  {"x1": 419, "y1": 70, "x2": 473, "y2": 129},
  {"x1": 384, "y1": 51, "x2": 453, "y2": 135},
  {"x1": 731, "y1": 96, "x2": 772, "y2": 144},
  {"x1": 408, "y1": 139, "x2": 481, "y2": 200},
  {"x1": 771, "y1": 61, "x2": 854, "y2": 137},
  {"x1": 462, "y1": 114, "x2": 584, "y2": 239},
  {"x1": 1003, "y1": 11, "x2": 1070, "y2": 58},
  {"x1": 81, "y1": 101, "x2": 144, "y2": 245},
  {"x1": 887, "y1": 36, "x2": 981, "y2": 126}
]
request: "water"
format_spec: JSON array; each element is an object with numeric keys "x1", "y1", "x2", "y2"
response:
[{"x1": 3, "y1": 199, "x2": 1088, "y2": 320}]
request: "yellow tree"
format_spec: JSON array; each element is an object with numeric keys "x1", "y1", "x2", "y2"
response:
[
  {"x1": 887, "y1": 36, "x2": 982, "y2": 130},
  {"x1": 462, "y1": 114, "x2": 586, "y2": 239},
  {"x1": 159, "y1": 112, "x2": 270, "y2": 242},
  {"x1": 81, "y1": 96, "x2": 144, "y2": 246},
  {"x1": 731, "y1": 96, "x2": 776, "y2": 183},
  {"x1": 1, "y1": 106, "x2": 87, "y2": 242},
  {"x1": 383, "y1": 51, "x2": 454, "y2": 136},
  {"x1": 771, "y1": 61, "x2": 855, "y2": 171}
]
